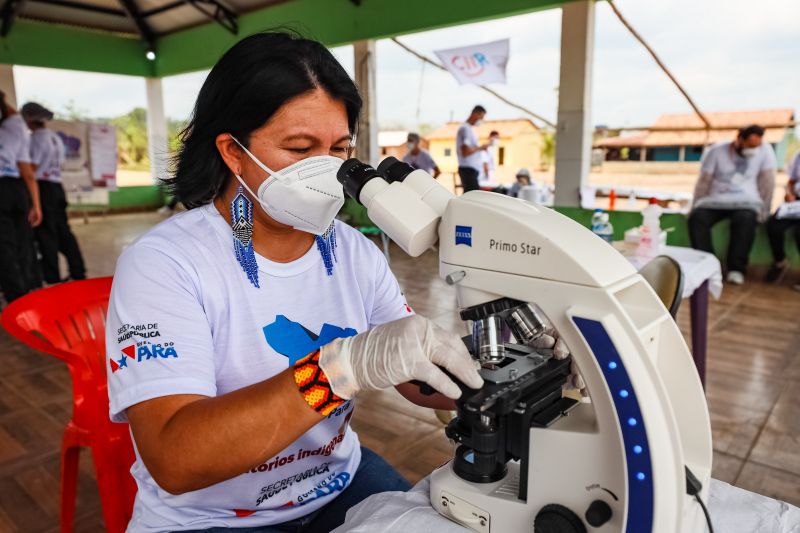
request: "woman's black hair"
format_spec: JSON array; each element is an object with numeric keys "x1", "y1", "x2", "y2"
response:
[{"x1": 165, "y1": 31, "x2": 362, "y2": 208}]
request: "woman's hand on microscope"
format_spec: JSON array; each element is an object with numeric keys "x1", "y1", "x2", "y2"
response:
[
  {"x1": 319, "y1": 315, "x2": 484, "y2": 400},
  {"x1": 531, "y1": 327, "x2": 587, "y2": 394}
]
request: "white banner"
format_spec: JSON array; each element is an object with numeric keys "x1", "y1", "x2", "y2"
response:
[
  {"x1": 89, "y1": 123, "x2": 118, "y2": 191},
  {"x1": 434, "y1": 39, "x2": 509, "y2": 86},
  {"x1": 50, "y1": 119, "x2": 93, "y2": 192}
]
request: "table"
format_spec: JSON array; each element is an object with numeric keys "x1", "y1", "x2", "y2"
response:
[
  {"x1": 333, "y1": 476, "x2": 800, "y2": 533},
  {"x1": 614, "y1": 244, "x2": 723, "y2": 386}
]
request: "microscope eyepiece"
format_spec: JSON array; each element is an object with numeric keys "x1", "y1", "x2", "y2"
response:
[
  {"x1": 337, "y1": 158, "x2": 381, "y2": 204},
  {"x1": 376, "y1": 156, "x2": 416, "y2": 183}
]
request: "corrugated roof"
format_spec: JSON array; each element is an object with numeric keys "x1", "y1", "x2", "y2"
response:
[
  {"x1": 17, "y1": 0, "x2": 283, "y2": 37},
  {"x1": 378, "y1": 130, "x2": 409, "y2": 147},
  {"x1": 595, "y1": 109, "x2": 794, "y2": 149},
  {"x1": 425, "y1": 118, "x2": 539, "y2": 140},
  {"x1": 595, "y1": 134, "x2": 647, "y2": 148},
  {"x1": 646, "y1": 109, "x2": 794, "y2": 147}
]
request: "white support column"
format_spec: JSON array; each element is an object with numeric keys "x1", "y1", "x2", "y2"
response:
[
  {"x1": 0, "y1": 64, "x2": 17, "y2": 108},
  {"x1": 145, "y1": 77, "x2": 169, "y2": 184},
  {"x1": 678, "y1": 145, "x2": 686, "y2": 162},
  {"x1": 554, "y1": 0, "x2": 596, "y2": 207},
  {"x1": 354, "y1": 40, "x2": 379, "y2": 164}
]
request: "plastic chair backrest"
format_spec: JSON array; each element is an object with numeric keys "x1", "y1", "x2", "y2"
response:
[
  {"x1": 639, "y1": 255, "x2": 684, "y2": 318},
  {"x1": 1, "y1": 277, "x2": 116, "y2": 431}
]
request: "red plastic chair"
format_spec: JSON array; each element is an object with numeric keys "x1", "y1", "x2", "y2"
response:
[{"x1": 2, "y1": 277, "x2": 136, "y2": 533}]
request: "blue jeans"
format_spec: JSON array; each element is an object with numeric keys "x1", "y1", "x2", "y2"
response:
[{"x1": 179, "y1": 447, "x2": 410, "y2": 533}]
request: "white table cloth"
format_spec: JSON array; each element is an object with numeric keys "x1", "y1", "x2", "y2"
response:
[{"x1": 332, "y1": 476, "x2": 800, "y2": 533}]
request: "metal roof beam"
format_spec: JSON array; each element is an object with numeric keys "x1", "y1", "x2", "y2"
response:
[
  {"x1": 141, "y1": 0, "x2": 182, "y2": 18},
  {"x1": 28, "y1": 0, "x2": 126, "y2": 17},
  {"x1": 0, "y1": 0, "x2": 26, "y2": 37},
  {"x1": 117, "y1": 0, "x2": 155, "y2": 49},
  {"x1": 182, "y1": 0, "x2": 237, "y2": 34}
]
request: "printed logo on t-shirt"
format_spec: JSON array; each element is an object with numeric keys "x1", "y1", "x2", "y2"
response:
[
  {"x1": 110, "y1": 342, "x2": 178, "y2": 373},
  {"x1": 262, "y1": 315, "x2": 357, "y2": 365}
]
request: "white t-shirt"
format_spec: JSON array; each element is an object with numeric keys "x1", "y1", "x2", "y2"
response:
[
  {"x1": 0, "y1": 114, "x2": 30, "y2": 177},
  {"x1": 106, "y1": 204, "x2": 412, "y2": 532},
  {"x1": 478, "y1": 150, "x2": 496, "y2": 186},
  {"x1": 455, "y1": 122, "x2": 482, "y2": 170},
  {"x1": 694, "y1": 141, "x2": 776, "y2": 212},
  {"x1": 30, "y1": 129, "x2": 65, "y2": 182}
]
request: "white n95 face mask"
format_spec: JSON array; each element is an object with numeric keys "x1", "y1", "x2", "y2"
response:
[{"x1": 230, "y1": 135, "x2": 345, "y2": 235}]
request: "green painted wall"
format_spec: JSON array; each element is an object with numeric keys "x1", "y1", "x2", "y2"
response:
[
  {"x1": 67, "y1": 185, "x2": 164, "y2": 211},
  {"x1": 74, "y1": 191, "x2": 800, "y2": 268},
  {"x1": 0, "y1": 20, "x2": 153, "y2": 76},
  {"x1": 555, "y1": 207, "x2": 800, "y2": 268}
]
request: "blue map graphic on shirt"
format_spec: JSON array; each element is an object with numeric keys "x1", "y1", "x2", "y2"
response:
[{"x1": 263, "y1": 315, "x2": 358, "y2": 366}]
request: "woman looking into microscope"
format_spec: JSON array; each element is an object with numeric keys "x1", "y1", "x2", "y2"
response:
[{"x1": 106, "y1": 31, "x2": 482, "y2": 533}]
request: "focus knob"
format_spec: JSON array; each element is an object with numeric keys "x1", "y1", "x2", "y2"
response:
[
  {"x1": 585, "y1": 500, "x2": 613, "y2": 527},
  {"x1": 534, "y1": 504, "x2": 587, "y2": 533}
]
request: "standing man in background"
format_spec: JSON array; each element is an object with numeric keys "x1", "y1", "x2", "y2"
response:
[
  {"x1": 403, "y1": 132, "x2": 440, "y2": 177},
  {"x1": 688, "y1": 125, "x2": 776, "y2": 285},
  {"x1": 22, "y1": 102, "x2": 86, "y2": 284},
  {"x1": 456, "y1": 105, "x2": 490, "y2": 192},
  {"x1": 0, "y1": 92, "x2": 42, "y2": 303}
]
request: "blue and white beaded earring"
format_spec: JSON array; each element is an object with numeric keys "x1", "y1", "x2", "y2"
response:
[
  {"x1": 231, "y1": 186, "x2": 259, "y2": 288},
  {"x1": 315, "y1": 223, "x2": 338, "y2": 276}
]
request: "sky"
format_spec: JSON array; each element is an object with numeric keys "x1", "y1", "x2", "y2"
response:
[{"x1": 12, "y1": 0, "x2": 800, "y2": 132}]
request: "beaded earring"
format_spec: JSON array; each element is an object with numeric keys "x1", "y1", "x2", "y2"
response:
[
  {"x1": 315, "y1": 222, "x2": 338, "y2": 276},
  {"x1": 230, "y1": 186, "x2": 259, "y2": 288}
]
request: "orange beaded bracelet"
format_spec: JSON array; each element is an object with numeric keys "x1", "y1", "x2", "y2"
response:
[{"x1": 293, "y1": 350, "x2": 346, "y2": 416}]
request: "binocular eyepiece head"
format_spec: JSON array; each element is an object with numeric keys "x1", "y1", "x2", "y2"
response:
[{"x1": 337, "y1": 156, "x2": 417, "y2": 204}]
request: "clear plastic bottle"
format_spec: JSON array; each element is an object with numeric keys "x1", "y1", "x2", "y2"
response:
[
  {"x1": 591, "y1": 209, "x2": 604, "y2": 233},
  {"x1": 638, "y1": 198, "x2": 663, "y2": 258},
  {"x1": 594, "y1": 212, "x2": 614, "y2": 242}
]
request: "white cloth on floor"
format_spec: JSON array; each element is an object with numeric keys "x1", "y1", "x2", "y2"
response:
[{"x1": 332, "y1": 476, "x2": 800, "y2": 533}]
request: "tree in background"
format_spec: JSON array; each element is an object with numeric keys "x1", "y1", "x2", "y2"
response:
[
  {"x1": 111, "y1": 108, "x2": 149, "y2": 168},
  {"x1": 541, "y1": 132, "x2": 555, "y2": 170}
]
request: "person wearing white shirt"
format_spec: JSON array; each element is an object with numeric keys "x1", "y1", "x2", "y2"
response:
[
  {"x1": 764, "y1": 150, "x2": 800, "y2": 288},
  {"x1": 106, "y1": 32, "x2": 482, "y2": 533},
  {"x1": 22, "y1": 102, "x2": 86, "y2": 284},
  {"x1": 688, "y1": 125, "x2": 776, "y2": 285},
  {"x1": 479, "y1": 130, "x2": 500, "y2": 188},
  {"x1": 455, "y1": 105, "x2": 489, "y2": 192},
  {"x1": 0, "y1": 92, "x2": 42, "y2": 304}
]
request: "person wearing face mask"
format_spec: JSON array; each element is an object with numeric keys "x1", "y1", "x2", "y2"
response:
[
  {"x1": 0, "y1": 91, "x2": 42, "y2": 304},
  {"x1": 401, "y1": 132, "x2": 440, "y2": 178},
  {"x1": 507, "y1": 168, "x2": 533, "y2": 198},
  {"x1": 21, "y1": 102, "x2": 87, "y2": 284},
  {"x1": 106, "y1": 32, "x2": 482, "y2": 533},
  {"x1": 688, "y1": 125, "x2": 776, "y2": 285},
  {"x1": 455, "y1": 105, "x2": 490, "y2": 193}
]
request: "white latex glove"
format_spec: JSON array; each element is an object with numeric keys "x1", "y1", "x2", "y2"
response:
[
  {"x1": 319, "y1": 315, "x2": 484, "y2": 400},
  {"x1": 531, "y1": 327, "x2": 586, "y2": 392}
]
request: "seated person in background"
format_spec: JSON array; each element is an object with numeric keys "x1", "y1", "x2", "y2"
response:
[
  {"x1": 765, "y1": 149, "x2": 800, "y2": 288},
  {"x1": 508, "y1": 168, "x2": 532, "y2": 198},
  {"x1": 688, "y1": 125, "x2": 776, "y2": 285},
  {"x1": 403, "y1": 132, "x2": 440, "y2": 178}
]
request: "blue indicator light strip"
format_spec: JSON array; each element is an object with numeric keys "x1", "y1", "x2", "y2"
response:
[{"x1": 573, "y1": 317, "x2": 654, "y2": 533}]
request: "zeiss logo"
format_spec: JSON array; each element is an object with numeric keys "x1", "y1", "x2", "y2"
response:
[{"x1": 455, "y1": 225, "x2": 472, "y2": 247}]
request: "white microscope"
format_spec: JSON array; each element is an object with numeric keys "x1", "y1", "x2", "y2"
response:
[{"x1": 337, "y1": 157, "x2": 713, "y2": 533}]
